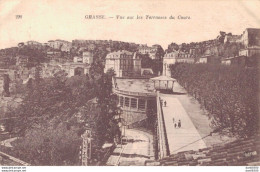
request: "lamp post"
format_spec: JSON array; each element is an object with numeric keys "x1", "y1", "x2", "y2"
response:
[
  {"x1": 81, "y1": 125, "x2": 92, "y2": 166},
  {"x1": 116, "y1": 105, "x2": 124, "y2": 146}
]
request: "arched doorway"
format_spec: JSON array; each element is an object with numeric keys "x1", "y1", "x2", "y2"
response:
[{"x1": 74, "y1": 67, "x2": 84, "y2": 76}]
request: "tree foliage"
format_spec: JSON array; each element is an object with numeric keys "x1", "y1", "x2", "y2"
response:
[
  {"x1": 170, "y1": 63, "x2": 259, "y2": 138},
  {"x1": 3, "y1": 74, "x2": 10, "y2": 97},
  {"x1": 12, "y1": 124, "x2": 82, "y2": 165},
  {"x1": 140, "y1": 54, "x2": 163, "y2": 75},
  {"x1": 94, "y1": 69, "x2": 121, "y2": 146},
  {"x1": 3, "y1": 66, "x2": 120, "y2": 165}
]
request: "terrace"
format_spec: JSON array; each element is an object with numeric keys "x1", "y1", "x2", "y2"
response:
[{"x1": 114, "y1": 78, "x2": 156, "y2": 97}]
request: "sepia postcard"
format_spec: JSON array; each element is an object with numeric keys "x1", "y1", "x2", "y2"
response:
[{"x1": 0, "y1": 0, "x2": 260, "y2": 171}]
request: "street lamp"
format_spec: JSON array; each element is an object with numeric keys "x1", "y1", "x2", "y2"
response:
[
  {"x1": 81, "y1": 125, "x2": 92, "y2": 166},
  {"x1": 115, "y1": 105, "x2": 125, "y2": 146},
  {"x1": 116, "y1": 104, "x2": 123, "y2": 119}
]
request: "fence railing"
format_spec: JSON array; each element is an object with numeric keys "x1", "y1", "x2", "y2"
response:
[
  {"x1": 156, "y1": 91, "x2": 170, "y2": 159},
  {"x1": 113, "y1": 88, "x2": 156, "y2": 97}
]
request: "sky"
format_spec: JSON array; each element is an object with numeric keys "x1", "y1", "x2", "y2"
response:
[{"x1": 0, "y1": 0, "x2": 260, "y2": 49}]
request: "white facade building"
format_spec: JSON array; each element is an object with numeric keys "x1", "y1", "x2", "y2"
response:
[
  {"x1": 48, "y1": 40, "x2": 72, "y2": 51},
  {"x1": 162, "y1": 51, "x2": 178, "y2": 77},
  {"x1": 104, "y1": 50, "x2": 141, "y2": 77},
  {"x1": 138, "y1": 45, "x2": 160, "y2": 60},
  {"x1": 62, "y1": 63, "x2": 90, "y2": 77},
  {"x1": 163, "y1": 50, "x2": 194, "y2": 77},
  {"x1": 82, "y1": 51, "x2": 93, "y2": 64},
  {"x1": 73, "y1": 56, "x2": 83, "y2": 63},
  {"x1": 198, "y1": 56, "x2": 208, "y2": 63}
]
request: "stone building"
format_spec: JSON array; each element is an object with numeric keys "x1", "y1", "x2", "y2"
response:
[
  {"x1": 104, "y1": 50, "x2": 141, "y2": 77},
  {"x1": 239, "y1": 47, "x2": 260, "y2": 57},
  {"x1": 62, "y1": 63, "x2": 90, "y2": 77},
  {"x1": 198, "y1": 57, "x2": 208, "y2": 64},
  {"x1": 162, "y1": 51, "x2": 178, "y2": 77},
  {"x1": 239, "y1": 28, "x2": 260, "y2": 57},
  {"x1": 61, "y1": 42, "x2": 72, "y2": 52},
  {"x1": 221, "y1": 57, "x2": 232, "y2": 65},
  {"x1": 240, "y1": 28, "x2": 260, "y2": 48},
  {"x1": 73, "y1": 56, "x2": 83, "y2": 63},
  {"x1": 162, "y1": 50, "x2": 194, "y2": 77},
  {"x1": 47, "y1": 40, "x2": 72, "y2": 51},
  {"x1": 224, "y1": 34, "x2": 241, "y2": 44},
  {"x1": 26, "y1": 41, "x2": 42, "y2": 46},
  {"x1": 82, "y1": 51, "x2": 93, "y2": 64},
  {"x1": 138, "y1": 45, "x2": 160, "y2": 60}
]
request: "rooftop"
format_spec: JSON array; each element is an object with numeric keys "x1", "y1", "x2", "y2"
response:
[
  {"x1": 114, "y1": 78, "x2": 155, "y2": 94},
  {"x1": 150, "y1": 75, "x2": 176, "y2": 81},
  {"x1": 158, "y1": 134, "x2": 260, "y2": 166}
]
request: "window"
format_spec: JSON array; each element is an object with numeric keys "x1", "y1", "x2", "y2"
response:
[
  {"x1": 130, "y1": 98, "x2": 137, "y2": 108},
  {"x1": 125, "y1": 97, "x2": 130, "y2": 107},
  {"x1": 138, "y1": 99, "x2": 146, "y2": 110},
  {"x1": 120, "y1": 96, "x2": 124, "y2": 106}
]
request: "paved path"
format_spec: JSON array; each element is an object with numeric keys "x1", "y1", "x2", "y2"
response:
[
  {"x1": 160, "y1": 94, "x2": 207, "y2": 154},
  {"x1": 106, "y1": 129, "x2": 154, "y2": 166}
]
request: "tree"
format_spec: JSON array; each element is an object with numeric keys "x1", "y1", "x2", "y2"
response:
[
  {"x1": 3, "y1": 74, "x2": 10, "y2": 97},
  {"x1": 94, "y1": 70, "x2": 120, "y2": 146},
  {"x1": 6, "y1": 64, "x2": 120, "y2": 164},
  {"x1": 170, "y1": 63, "x2": 259, "y2": 138},
  {"x1": 140, "y1": 54, "x2": 153, "y2": 68},
  {"x1": 154, "y1": 45, "x2": 164, "y2": 60},
  {"x1": 11, "y1": 78, "x2": 24, "y2": 96},
  {"x1": 167, "y1": 42, "x2": 179, "y2": 52},
  {"x1": 12, "y1": 124, "x2": 82, "y2": 165},
  {"x1": 17, "y1": 45, "x2": 46, "y2": 67}
]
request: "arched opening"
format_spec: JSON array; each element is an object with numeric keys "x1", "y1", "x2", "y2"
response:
[{"x1": 74, "y1": 67, "x2": 84, "y2": 76}]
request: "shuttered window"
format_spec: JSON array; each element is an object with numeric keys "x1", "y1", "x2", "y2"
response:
[
  {"x1": 138, "y1": 99, "x2": 146, "y2": 110},
  {"x1": 130, "y1": 98, "x2": 137, "y2": 108},
  {"x1": 120, "y1": 96, "x2": 124, "y2": 106},
  {"x1": 125, "y1": 97, "x2": 130, "y2": 107}
]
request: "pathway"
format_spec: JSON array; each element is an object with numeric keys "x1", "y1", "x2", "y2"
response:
[
  {"x1": 160, "y1": 94, "x2": 207, "y2": 154},
  {"x1": 106, "y1": 129, "x2": 154, "y2": 166}
]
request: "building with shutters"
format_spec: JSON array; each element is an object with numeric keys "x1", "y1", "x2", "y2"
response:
[
  {"x1": 104, "y1": 50, "x2": 141, "y2": 77},
  {"x1": 162, "y1": 50, "x2": 194, "y2": 77}
]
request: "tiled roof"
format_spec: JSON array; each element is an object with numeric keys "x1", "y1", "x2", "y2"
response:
[{"x1": 158, "y1": 134, "x2": 260, "y2": 166}]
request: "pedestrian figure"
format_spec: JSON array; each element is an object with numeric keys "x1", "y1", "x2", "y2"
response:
[
  {"x1": 172, "y1": 117, "x2": 175, "y2": 123},
  {"x1": 178, "y1": 120, "x2": 181, "y2": 128},
  {"x1": 174, "y1": 123, "x2": 177, "y2": 128},
  {"x1": 164, "y1": 101, "x2": 167, "y2": 107}
]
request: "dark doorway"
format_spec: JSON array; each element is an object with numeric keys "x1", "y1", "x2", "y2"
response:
[{"x1": 74, "y1": 67, "x2": 84, "y2": 76}]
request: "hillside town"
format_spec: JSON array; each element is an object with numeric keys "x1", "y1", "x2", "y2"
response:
[{"x1": 0, "y1": 28, "x2": 259, "y2": 166}]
